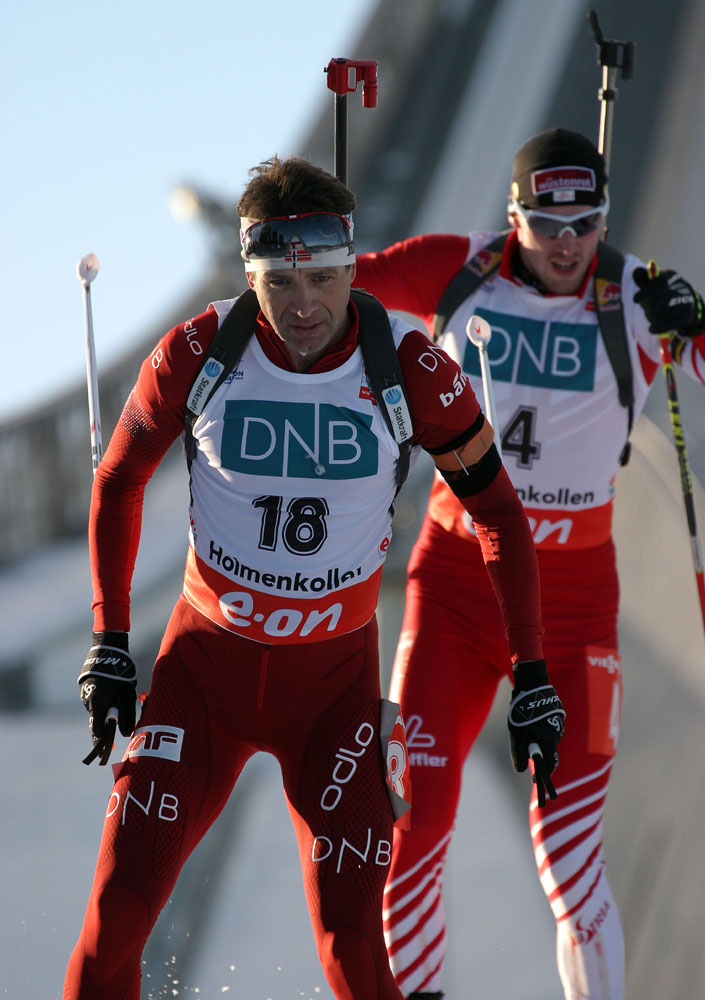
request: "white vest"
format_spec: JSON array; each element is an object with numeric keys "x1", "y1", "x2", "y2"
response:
[
  {"x1": 183, "y1": 301, "x2": 418, "y2": 643},
  {"x1": 431, "y1": 234, "x2": 655, "y2": 550}
]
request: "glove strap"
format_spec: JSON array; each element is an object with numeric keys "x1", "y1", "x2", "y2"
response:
[{"x1": 82, "y1": 719, "x2": 117, "y2": 766}]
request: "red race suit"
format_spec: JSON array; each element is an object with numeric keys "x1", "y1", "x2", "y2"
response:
[
  {"x1": 355, "y1": 231, "x2": 705, "y2": 999},
  {"x1": 63, "y1": 293, "x2": 543, "y2": 1000}
]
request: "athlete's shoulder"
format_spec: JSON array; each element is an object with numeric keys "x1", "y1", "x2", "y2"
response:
[
  {"x1": 394, "y1": 320, "x2": 461, "y2": 381},
  {"x1": 135, "y1": 304, "x2": 223, "y2": 412},
  {"x1": 369, "y1": 232, "x2": 471, "y2": 273},
  {"x1": 354, "y1": 234, "x2": 473, "y2": 324},
  {"x1": 393, "y1": 318, "x2": 481, "y2": 446}
]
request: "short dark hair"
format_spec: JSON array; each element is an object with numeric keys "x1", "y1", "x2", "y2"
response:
[{"x1": 237, "y1": 155, "x2": 357, "y2": 219}]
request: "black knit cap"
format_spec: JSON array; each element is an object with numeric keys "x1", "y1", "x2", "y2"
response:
[{"x1": 511, "y1": 128, "x2": 608, "y2": 209}]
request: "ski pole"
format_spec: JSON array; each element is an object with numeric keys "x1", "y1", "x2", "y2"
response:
[
  {"x1": 589, "y1": 10, "x2": 705, "y2": 638},
  {"x1": 76, "y1": 253, "x2": 119, "y2": 764},
  {"x1": 649, "y1": 261, "x2": 705, "y2": 624},
  {"x1": 466, "y1": 314, "x2": 501, "y2": 457},
  {"x1": 324, "y1": 57, "x2": 378, "y2": 185},
  {"x1": 76, "y1": 253, "x2": 103, "y2": 475},
  {"x1": 466, "y1": 314, "x2": 553, "y2": 800}
]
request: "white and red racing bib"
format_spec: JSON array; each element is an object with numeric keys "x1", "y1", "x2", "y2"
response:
[{"x1": 183, "y1": 309, "x2": 418, "y2": 643}]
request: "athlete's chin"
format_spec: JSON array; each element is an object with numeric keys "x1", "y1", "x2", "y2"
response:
[
  {"x1": 286, "y1": 323, "x2": 335, "y2": 353},
  {"x1": 547, "y1": 261, "x2": 585, "y2": 294},
  {"x1": 288, "y1": 322, "x2": 325, "y2": 341},
  {"x1": 292, "y1": 337, "x2": 328, "y2": 358}
]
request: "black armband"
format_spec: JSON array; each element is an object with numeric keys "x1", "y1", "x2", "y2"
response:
[
  {"x1": 426, "y1": 412, "x2": 485, "y2": 457},
  {"x1": 437, "y1": 442, "x2": 502, "y2": 498}
]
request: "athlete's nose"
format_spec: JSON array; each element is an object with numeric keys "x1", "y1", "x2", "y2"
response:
[
  {"x1": 556, "y1": 227, "x2": 577, "y2": 245},
  {"x1": 290, "y1": 285, "x2": 318, "y2": 317}
]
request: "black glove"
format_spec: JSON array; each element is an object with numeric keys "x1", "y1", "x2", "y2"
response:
[
  {"x1": 633, "y1": 266, "x2": 704, "y2": 336},
  {"x1": 78, "y1": 630, "x2": 138, "y2": 766},
  {"x1": 508, "y1": 659, "x2": 565, "y2": 808}
]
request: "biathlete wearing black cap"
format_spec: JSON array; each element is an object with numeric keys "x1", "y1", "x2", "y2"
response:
[
  {"x1": 63, "y1": 156, "x2": 559, "y2": 1000},
  {"x1": 355, "y1": 128, "x2": 705, "y2": 999}
]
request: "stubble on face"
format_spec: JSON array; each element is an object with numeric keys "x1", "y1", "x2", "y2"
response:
[
  {"x1": 249, "y1": 264, "x2": 355, "y2": 371},
  {"x1": 513, "y1": 208, "x2": 602, "y2": 295}
]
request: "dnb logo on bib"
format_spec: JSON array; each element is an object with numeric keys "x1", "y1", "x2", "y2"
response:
[
  {"x1": 462, "y1": 309, "x2": 599, "y2": 391},
  {"x1": 221, "y1": 399, "x2": 379, "y2": 479}
]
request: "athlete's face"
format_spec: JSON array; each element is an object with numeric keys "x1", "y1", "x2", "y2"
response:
[
  {"x1": 248, "y1": 263, "x2": 356, "y2": 372},
  {"x1": 510, "y1": 203, "x2": 602, "y2": 295}
]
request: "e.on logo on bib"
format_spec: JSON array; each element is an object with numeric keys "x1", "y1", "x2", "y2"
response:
[{"x1": 220, "y1": 400, "x2": 378, "y2": 479}]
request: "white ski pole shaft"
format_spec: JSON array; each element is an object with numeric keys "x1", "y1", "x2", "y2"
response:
[
  {"x1": 76, "y1": 253, "x2": 102, "y2": 475},
  {"x1": 76, "y1": 253, "x2": 120, "y2": 741},
  {"x1": 466, "y1": 315, "x2": 501, "y2": 458}
]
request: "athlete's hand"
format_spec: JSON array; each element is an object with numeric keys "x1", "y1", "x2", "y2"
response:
[
  {"x1": 78, "y1": 631, "x2": 138, "y2": 766},
  {"x1": 508, "y1": 659, "x2": 565, "y2": 808},
  {"x1": 633, "y1": 266, "x2": 704, "y2": 336}
]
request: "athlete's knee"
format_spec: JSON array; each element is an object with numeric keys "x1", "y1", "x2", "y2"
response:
[{"x1": 82, "y1": 886, "x2": 149, "y2": 984}]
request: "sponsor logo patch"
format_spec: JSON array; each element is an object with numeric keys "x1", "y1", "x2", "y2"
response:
[
  {"x1": 126, "y1": 725, "x2": 184, "y2": 761},
  {"x1": 531, "y1": 165, "x2": 596, "y2": 197}
]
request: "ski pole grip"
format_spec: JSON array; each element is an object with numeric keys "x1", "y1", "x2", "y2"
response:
[
  {"x1": 588, "y1": 10, "x2": 635, "y2": 78},
  {"x1": 325, "y1": 58, "x2": 378, "y2": 107}
]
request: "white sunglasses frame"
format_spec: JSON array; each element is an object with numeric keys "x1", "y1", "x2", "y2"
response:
[{"x1": 508, "y1": 193, "x2": 610, "y2": 239}]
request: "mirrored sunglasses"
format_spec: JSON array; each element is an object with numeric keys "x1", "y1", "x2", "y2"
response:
[
  {"x1": 510, "y1": 195, "x2": 609, "y2": 239},
  {"x1": 241, "y1": 212, "x2": 354, "y2": 260}
]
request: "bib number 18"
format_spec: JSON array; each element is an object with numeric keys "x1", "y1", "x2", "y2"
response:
[{"x1": 253, "y1": 495, "x2": 329, "y2": 555}]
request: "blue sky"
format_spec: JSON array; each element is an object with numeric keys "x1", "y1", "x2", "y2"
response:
[{"x1": 3, "y1": 0, "x2": 377, "y2": 422}]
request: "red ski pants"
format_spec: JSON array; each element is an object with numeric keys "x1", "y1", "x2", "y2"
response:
[
  {"x1": 383, "y1": 515, "x2": 622, "y2": 997},
  {"x1": 64, "y1": 597, "x2": 404, "y2": 1000}
]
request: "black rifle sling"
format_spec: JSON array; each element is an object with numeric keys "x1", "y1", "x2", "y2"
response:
[
  {"x1": 184, "y1": 288, "x2": 260, "y2": 468},
  {"x1": 184, "y1": 287, "x2": 413, "y2": 491},
  {"x1": 352, "y1": 288, "x2": 412, "y2": 494},
  {"x1": 431, "y1": 235, "x2": 634, "y2": 465},
  {"x1": 594, "y1": 242, "x2": 634, "y2": 465}
]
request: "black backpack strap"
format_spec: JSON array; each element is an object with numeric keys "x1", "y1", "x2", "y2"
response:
[
  {"x1": 594, "y1": 242, "x2": 634, "y2": 465},
  {"x1": 184, "y1": 288, "x2": 260, "y2": 465},
  {"x1": 352, "y1": 288, "x2": 413, "y2": 494},
  {"x1": 432, "y1": 233, "x2": 509, "y2": 342},
  {"x1": 184, "y1": 286, "x2": 414, "y2": 494}
]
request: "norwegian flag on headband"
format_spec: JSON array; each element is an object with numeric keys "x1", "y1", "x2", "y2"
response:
[{"x1": 284, "y1": 238, "x2": 312, "y2": 265}]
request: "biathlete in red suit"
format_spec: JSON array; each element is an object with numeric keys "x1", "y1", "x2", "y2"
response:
[
  {"x1": 63, "y1": 156, "x2": 563, "y2": 1000},
  {"x1": 354, "y1": 128, "x2": 705, "y2": 1000}
]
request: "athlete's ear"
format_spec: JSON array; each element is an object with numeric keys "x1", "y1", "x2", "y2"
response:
[
  {"x1": 350, "y1": 260, "x2": 357, "y2": 282},
  {"x1": 246, "y1": 272, "x2": 256, "y2": 289},
  {"x1": 507, "y1": 203, "x2": 520, "y2": 231}
]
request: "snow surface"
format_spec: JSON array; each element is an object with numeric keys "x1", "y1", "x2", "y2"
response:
[{"x1": 0, "y1": 712, "x2": 560, "y2": 1000}]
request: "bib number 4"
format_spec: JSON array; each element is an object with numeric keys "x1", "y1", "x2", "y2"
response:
[{"x1": 500, "y1": 406, "x2": 541, "y2": 469}]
